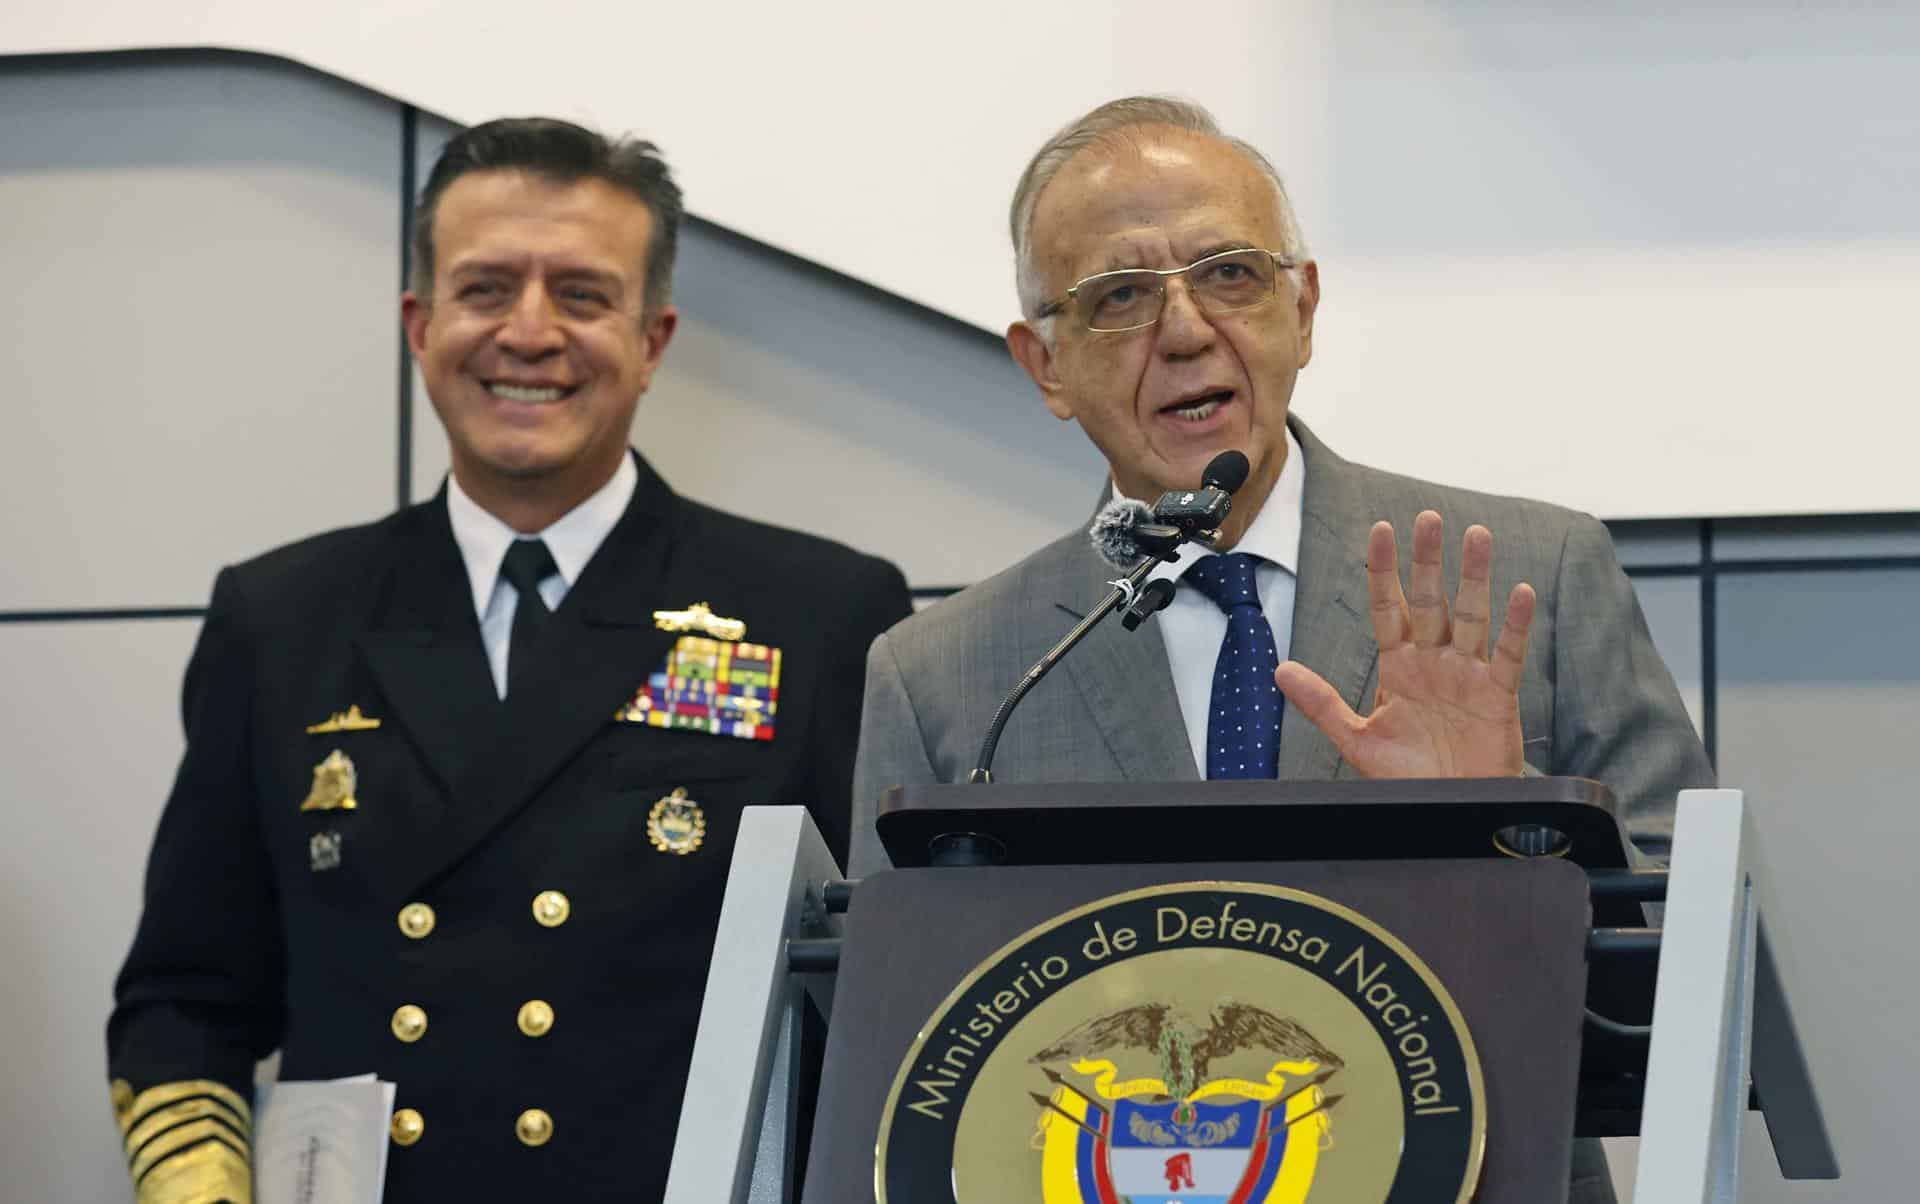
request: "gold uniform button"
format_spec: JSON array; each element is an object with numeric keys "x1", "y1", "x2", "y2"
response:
[
  {"x1": 391, "y1": 1005, "x2": 428, "y2": 1043},
  {"x1": 532, "y1": 891, "x2": 570, "y2": 928},
  {"x1": 398, "y1": 903, "x2": 436, "y2": 940},
  {"x1": 517, "y1": 999, "x2": 555, "y2": 1038},
  {"x1": 515, "y1": 1108, "x2": 553, "y2": 1147},
  {"x1": 391, "y1": 1108, "x2": 424, "y2": 1146}
]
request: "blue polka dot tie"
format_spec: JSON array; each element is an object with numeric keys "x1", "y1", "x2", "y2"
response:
[{"x1": 1183, "y1": 552, "x2": 1282, "y2": 779}]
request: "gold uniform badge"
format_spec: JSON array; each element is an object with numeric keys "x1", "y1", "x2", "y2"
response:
[
  {"x1": 299, "y1": 749, "x2": 359, "y2": 811},
  {"x1": 651, "y1": 602, "x2": 747, "y2": 641},
  {"x1": 304, "y1": 705, "x2": 383, "y2": 734},
  {"x1": 647, "y1": 788, "x2": 706, "y2": 855}
]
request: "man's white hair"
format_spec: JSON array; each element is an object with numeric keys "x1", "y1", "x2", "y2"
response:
[{"x1": 1009, "y1": 96, "x2": 1310, "y2": 336}]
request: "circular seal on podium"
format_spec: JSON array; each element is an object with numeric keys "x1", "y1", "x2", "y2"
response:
[{"x1": 877, "y1": 881, "x2": 1485, "y2": 1203}]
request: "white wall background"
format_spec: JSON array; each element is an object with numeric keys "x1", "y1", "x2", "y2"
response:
[
  {"x1": 6, "y1": 4, "x2": 1920, "y2": 519},
  {"x1": 5, "y1": 49, "x2": 1917, "y2": 1203}
]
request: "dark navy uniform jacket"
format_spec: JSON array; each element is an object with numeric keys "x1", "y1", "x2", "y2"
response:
[{"x1": 108, "y1": 452, "x2": 911, "y2": 1202}]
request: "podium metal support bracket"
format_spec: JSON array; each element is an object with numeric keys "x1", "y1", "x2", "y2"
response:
[
  {"x1": 1635, "y1": 789, "x2": 1837, "y2": 1201},
  {"x1": 664, "y1": 806, "x2": 839, "y2": 1204}
]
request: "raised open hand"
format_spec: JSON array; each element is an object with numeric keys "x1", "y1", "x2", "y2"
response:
[{"x1": 1274, "y1": 510, "x2": 1536, "y2": 778}]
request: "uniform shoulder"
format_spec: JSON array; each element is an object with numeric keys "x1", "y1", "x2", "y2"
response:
[
  {"x1": 674, "y1": 496, "x2": 906, "y2": 584},
  {"x1": 217, "y1": 506, "x2": 419, "y2": 616}
]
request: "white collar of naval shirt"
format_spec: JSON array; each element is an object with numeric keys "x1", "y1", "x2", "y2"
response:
[
  {"x1": 1116, "y1": 427, "x2": 1307, "y2": 774},
  {"x1": 445, "y1": 453, "x2": 638, "y2": 696}
]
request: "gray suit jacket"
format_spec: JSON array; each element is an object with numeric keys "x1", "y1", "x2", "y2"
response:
[{"x1": 851, "y1": 416, "x2": 1712, "y2": 877}]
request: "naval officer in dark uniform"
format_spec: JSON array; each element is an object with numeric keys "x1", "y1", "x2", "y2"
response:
[{"x1": 107, "y1": 117, "x2": 912, "y2": 1204}]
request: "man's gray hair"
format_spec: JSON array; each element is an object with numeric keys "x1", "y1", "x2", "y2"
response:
[{"x1": 1009, "y1": 96, "x2": 1310, "y2": 329}]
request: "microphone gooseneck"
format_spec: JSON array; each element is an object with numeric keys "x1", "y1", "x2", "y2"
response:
[{"x1": 966, "y1": 552, "x2": 1161, "y2": 783}]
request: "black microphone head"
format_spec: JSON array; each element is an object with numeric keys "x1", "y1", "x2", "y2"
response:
[
  {"x1": 1202, "y1": 449, "x2": 1251, "y2": 495},
  {"x1": 1088, "y1": 498, "x2": 1154, "y2": 568}
]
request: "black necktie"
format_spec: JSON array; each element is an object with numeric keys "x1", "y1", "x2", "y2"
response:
[{"x1": 500, "y1": 539, "x2": 559, "y2": 697}]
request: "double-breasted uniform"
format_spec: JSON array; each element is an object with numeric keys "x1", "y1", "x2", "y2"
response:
[{"x1": 109, "y1": 453, "x2": 912, "y2": 1202}]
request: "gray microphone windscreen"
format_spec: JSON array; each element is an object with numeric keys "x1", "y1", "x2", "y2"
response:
[{"x1": 1089, "y1": 498, "x2": 1154, "y2": 568}]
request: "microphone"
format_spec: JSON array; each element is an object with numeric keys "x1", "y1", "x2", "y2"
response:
[
  {"x1": 1206, "y1": 449, "x2": 1252, "y2": 494},
  {"x1": 967, "y1": 451, "x2": 1254, "y2": 784},
  {"x1": 1151, "y1": 450, "x2": 1251, "y2": 543},
  {"x1": 1121, "y1": 577, "x2": 1177, "y2": 630},
  {"x1": 1088, "y1": 498, "x2": 1185, "y2": 568}
]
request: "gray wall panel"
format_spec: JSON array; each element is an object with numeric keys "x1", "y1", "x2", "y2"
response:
[
  {"x1": 1715, "y1": 514, "x2": 1920, "y2": 563},
  {"x1": 406, "y1": 111, "x2": 458, "y2": 505},
  {"x1": 1628, "y1": 573, "x2": 1705, "y2": 738},
  {"x1": 0, "y1": 618, "x2": 199, "y2": 1204},
  {"x1": 638, "y1": 225, "x2": 1103, "y2": 585},
  {"x1": 1607, "y1": 520, "x2": 1702, "y2": 568},
  {"x1": 1712, "y1": 567, "x2": 1920, "y2": 1201},
  {"x1": 0, "y1": 55, "x2": 399, "y2": 610}
]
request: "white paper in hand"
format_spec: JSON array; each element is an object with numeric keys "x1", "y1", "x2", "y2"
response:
[{"x1": 253, "y1": 1075, "x2": 396, "y2": 1204}]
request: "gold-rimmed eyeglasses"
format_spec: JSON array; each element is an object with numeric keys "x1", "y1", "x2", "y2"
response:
[{"x1": 1036, "y1": 247, "x2": 1297, "y2": 333}]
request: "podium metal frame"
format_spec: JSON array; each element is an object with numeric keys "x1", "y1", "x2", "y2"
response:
[
  {"x1": 663, "y1": 806, "x2": 840, "y2": 1204},
  {"x1": 1634, "y1": 789, "x2": 1835, "y2": 1201},
  {"x1": 666, "y1": 788, "x2": 1836, "y2": 1203}
]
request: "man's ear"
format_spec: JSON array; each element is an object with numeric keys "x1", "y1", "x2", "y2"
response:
[
  {"x1": 623, "y1": 306, "x2": 679, "y2": 401},
  {"x1": 401, "y1": 291, "x2": 430, "y2": 358},
  {"x1": 638, "y1": 305, "x2": 678, "y2": 378},
  {"x1": 1007, "y1": 320, "x2": 1075, "y2": 420},
  {"x1": 1294, "y1": 260, "x2": 1321, "y2": 368}
]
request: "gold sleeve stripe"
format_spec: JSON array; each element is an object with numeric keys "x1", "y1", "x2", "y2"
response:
[
  {"x1": 132, "y1": 1133, "x2": 251, "y2": 1204},
  {"x1": 118, "y1": 1080, "x2": 253, "y2": 1139},
  {"x1": 131, "y1": 1121, "x2": 248, "y2": 1187},
  {"x1": 124, "y1": 1098, "x2": 250, "y2": 1162}
]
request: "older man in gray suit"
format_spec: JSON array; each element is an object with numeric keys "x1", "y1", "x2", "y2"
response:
[{"x1": 851, "y1": 97, "x2": 1709, "y2": 1201}]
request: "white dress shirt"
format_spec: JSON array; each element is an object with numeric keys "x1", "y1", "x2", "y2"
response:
[
  {"x1": 445, "y1": 454, "x2": 638, "y2": 698},
  {"x1": 1123, "y1": 428, "x2": 1306, "y2": 776}
]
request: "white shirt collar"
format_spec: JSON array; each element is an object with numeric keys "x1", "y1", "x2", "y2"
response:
[
  {"x1": 445, "y1": 453, "x2": 639, "y2": 620},
  {"x1": 1120, "y1": 427, "x2": 1307, "y2": 581}
]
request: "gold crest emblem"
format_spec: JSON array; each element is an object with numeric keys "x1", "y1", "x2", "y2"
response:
[
  {"x1": 651, "y1": 602, "x2": 748, "y2": 642},
  {"x1": 305, "y1": 704, "x2": 383, "y2": 734},
  {"x1": 299, "y1": 749, "x2": 359, "y2": 811},
  {"x1": 646, "y1": 787, "x2": 706, "y2": 854}
]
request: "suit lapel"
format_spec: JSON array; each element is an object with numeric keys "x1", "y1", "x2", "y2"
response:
[
  {"x1": 357, "y1": 499, "x2": 499, "y2": 807},
  {"x1": 396, "y1": 459, "x2": 683, "y2": 894},
  {"x1": 1052, "y1": 536, "x2": 1201, "y2": 783},
  {"x1": 1280, "y1": 418, "x2": 1379, "y2": 780}
]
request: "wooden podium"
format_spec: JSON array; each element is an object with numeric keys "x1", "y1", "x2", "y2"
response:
[{"x1": 663, "y1": 782, "x2": 1836, "y2": 1203}]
